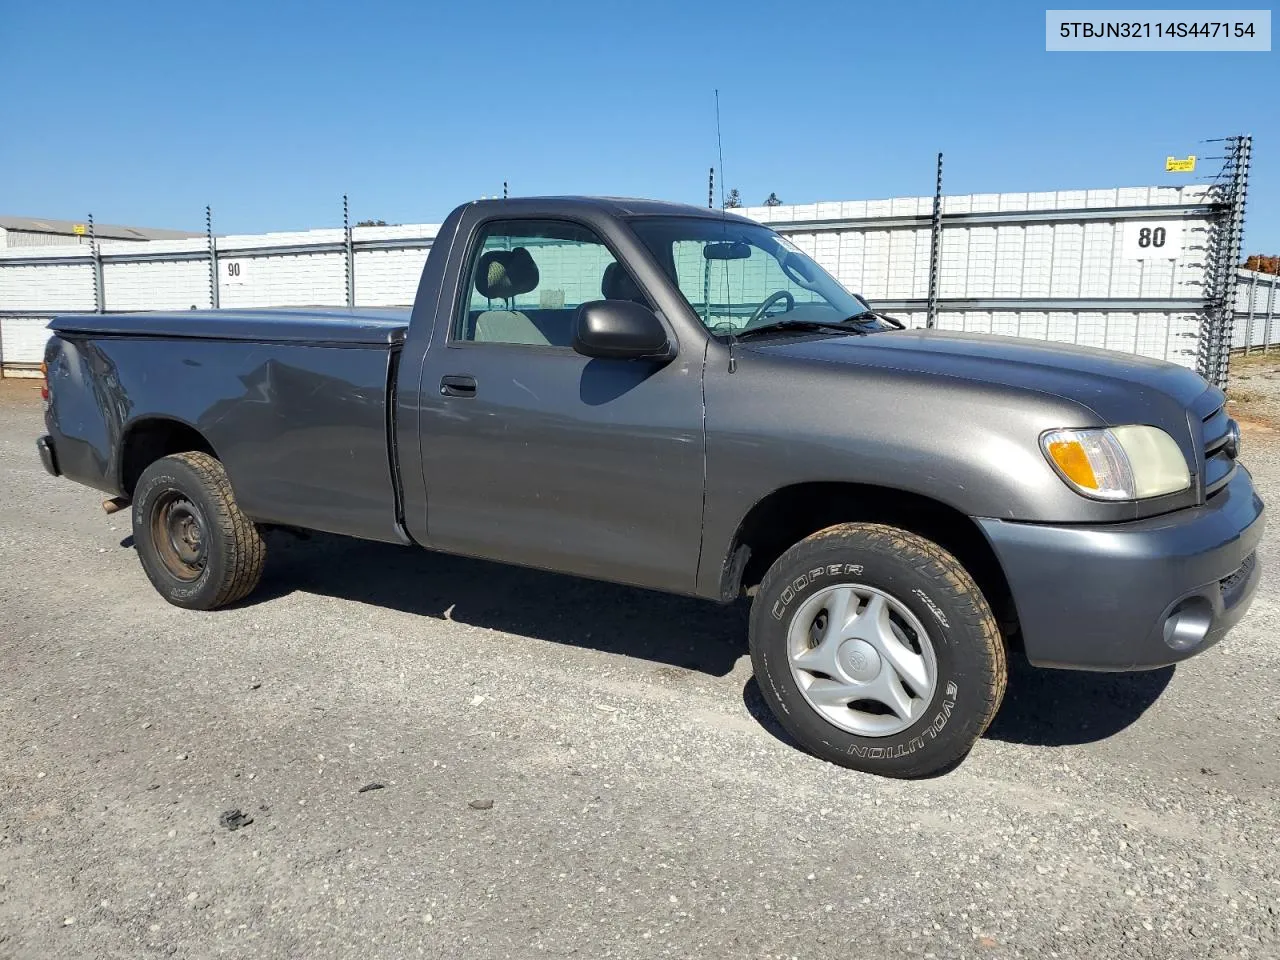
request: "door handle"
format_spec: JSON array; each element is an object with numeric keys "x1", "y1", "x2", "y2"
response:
[{"x1": 440, "y1": 375, "x2": 477, "y2": 398}]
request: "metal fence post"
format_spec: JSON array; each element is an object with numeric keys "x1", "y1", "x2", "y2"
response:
[
  {"x1": 88, "y1": 214, "x2": 104, "y2": 313},
  {"x1": 703, "y1": 168, "x2": 714, "y2": 325},
  {"x1": 343, "y1": 194, "x2": 355, "y2": 308},
  {"x1": 1265, "y1": 277, "x2": 1277, "y2": 352},
  {"x1": 206, "y1": 206, "x2": 219, "y2": 309},
  {"x1": 1200, "y1": 135, "x2": 1251, "y2": 389},
  {"x1": 1244, "y1": 274, "x2": 1258, "y2": 354},
  {"x1": 926, "y1": 152, "x2": 943, "y2": 329}
]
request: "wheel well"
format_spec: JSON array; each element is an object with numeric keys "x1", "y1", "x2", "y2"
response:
[
  {"x1": 727, "y1": 482, "x2": 1018, "y2": 635},
  {"x1": 119, "y1": 419, "x2": 217, "y2": 497}
]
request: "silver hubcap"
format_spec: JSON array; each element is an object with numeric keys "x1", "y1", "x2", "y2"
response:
[{"x1": 786, "y1": 583, "x2": 938, "y2": 738}]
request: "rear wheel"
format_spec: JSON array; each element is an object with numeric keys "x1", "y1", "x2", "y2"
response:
[
  {"x1": 132, "y1": 452, "x2": 265, "y2": 610},
  {"x1": 749, "y1": 522, "x2": 1006, "y2": 778}
]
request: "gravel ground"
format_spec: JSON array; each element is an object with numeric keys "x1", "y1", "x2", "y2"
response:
[
  {"x1": 1230, "y1": 351, "x2": 1280, "y2": 437},
  {"x1": 1, "y1": 374, "x2": 1278, "y2": 960}
]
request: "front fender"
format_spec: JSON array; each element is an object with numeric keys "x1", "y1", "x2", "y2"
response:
[{"x1": 694, "y1": 345, "x2": 1149, "y2": 598}]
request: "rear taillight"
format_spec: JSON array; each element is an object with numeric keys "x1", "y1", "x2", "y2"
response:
[{"x1": 40, "y1": 361, "x2": 49, "y2": 401}]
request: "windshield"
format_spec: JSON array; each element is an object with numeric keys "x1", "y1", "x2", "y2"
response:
[{"x1": 629, "y1": 217, "x2": 868, "y2": 334}]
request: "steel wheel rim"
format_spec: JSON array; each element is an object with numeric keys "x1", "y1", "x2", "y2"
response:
[
  {"x1": 150, "y1": 491, "x2": 207, "y2": 582},
  {"x1": 786, "y1": 583, "x2": 938, "y2": 738}
]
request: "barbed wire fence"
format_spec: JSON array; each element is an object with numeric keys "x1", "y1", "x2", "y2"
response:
[
  {"x1": 0, "y1": 148, "x2": 1271, "y2": 384},
  {"x1": 1200, "y1": 134, "x2": 1253, "y2": 388}
]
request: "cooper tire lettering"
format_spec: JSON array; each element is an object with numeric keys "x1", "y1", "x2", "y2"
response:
[
  {"x1": 912, "y1": 588, "x2": 950, "y2": 628},
  {"x1": 844, "y1": 685, "x2": 958, "y2": 757},
  {"x1": 749, "y1": 522, "x2": 1006, "y2": 778},
  {"x1": 770, "y1": 562, "x2": 866, "y2": 620}
]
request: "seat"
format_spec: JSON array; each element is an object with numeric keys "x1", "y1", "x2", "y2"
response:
[
  {"x1": 601, "y1": 261, "x2": 647, "y2": 305},
  {"x1": 474, "y1": 247, "x2": 548, "y2": 345}
]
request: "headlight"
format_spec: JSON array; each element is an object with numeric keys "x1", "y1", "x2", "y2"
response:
[{"x1": 1041, "y1": 426, "x2": 1190, "y2": 500}]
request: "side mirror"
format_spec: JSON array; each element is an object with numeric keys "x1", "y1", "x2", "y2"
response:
[{"x1": 572, "y1": 300, "x2": 675, "y2": 361}]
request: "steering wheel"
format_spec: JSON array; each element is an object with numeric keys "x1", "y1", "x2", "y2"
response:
[{"x1": 744, "y1": 290, "x2": 795, "y2": 328}]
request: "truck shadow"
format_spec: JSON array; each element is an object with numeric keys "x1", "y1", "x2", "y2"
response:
[
  {"x1": 742, "y1": 657, "x2": 1175, "y2": 754},
  {"x1": 983, "y1": 656, "x2": 1174, "y2": 746},
  {"x1": 216, "y1": 531, "x2": 1175, "y2": 744},
  {"x1": 251, "y1": 530, "x2": 750, "y2": 677}
]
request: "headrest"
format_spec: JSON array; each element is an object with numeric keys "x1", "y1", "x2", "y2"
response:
[
  {"x1": 601, "y1": 262, "x2": 645, "y2": 303},
  {"x1": 476, "y1": 247, "x2": 539, "y2": 299}
]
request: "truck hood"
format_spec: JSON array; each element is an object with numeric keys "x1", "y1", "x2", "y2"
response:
[{"x1": 746, "y1": 327, "x2": 1218, "y2": 426}]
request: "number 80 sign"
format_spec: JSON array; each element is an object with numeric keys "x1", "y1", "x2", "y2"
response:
[{"x1": 1122, "y1": 220, "x2": 1184, "y2": 260}]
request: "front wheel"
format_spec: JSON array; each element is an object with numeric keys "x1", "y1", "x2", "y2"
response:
[
  {"x1": 749, "y1": 522, "x2": 1006, "y2": 778},
  {"x1": 132, "y1": 452, "x2": 266, "y2": 610}
]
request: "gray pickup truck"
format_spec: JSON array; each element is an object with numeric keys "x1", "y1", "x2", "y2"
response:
[{"x1": 37, "y1": 196, "x2": 1265, "y2": 777}]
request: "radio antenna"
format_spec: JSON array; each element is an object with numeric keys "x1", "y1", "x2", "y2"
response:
[{"x1": 714, "y1": 89, "x2": 726, "y2": 210}]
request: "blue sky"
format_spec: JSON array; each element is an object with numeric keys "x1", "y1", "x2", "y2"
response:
[{"x1": 1, "y1": 1, "x2": 1275, "y2": 249}]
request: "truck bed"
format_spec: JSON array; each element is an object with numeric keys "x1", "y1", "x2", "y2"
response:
[
  {"x1": 50, "y1": 308, "x2": 409, "y2": 347},
  {"x1": 45, "y1": 307, "x2": 412, "y2": 545}
]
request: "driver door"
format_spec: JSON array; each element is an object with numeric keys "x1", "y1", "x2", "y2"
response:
[{"x1": 416, "y1": 217, "x2": 707, "y2": 594}]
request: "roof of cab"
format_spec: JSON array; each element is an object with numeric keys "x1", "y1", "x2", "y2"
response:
[{"x1": 464, "y1": 196, "x2": 757, "y2": 222}]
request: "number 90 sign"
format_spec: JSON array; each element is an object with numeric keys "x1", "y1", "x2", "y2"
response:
[
  {"x1": 1122, "y1": 220, "x2": 1183, "y2": 260},
  {"x1": 222, "y1": 260, "x2": 248, "y2": 285}
]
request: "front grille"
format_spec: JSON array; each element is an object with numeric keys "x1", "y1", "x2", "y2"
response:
[
  {"x1": 1201, "y1": 400, "x2": 1236, "y2": 499},
  {"x1": 1220, "y1": 552, "x2": 1256, "y2": 606}
]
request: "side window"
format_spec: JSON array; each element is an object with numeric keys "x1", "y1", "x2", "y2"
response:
[{"x1": 455, "y1": 219, "x2": 649, "y2": 347}]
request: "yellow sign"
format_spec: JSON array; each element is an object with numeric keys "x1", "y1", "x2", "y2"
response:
[
  {"x1": 1165, "y1": 155, "x2": 1196, "y2": 173},
  {"x1": 72, "y1": 223, "x2": 86, "y2": 235}
]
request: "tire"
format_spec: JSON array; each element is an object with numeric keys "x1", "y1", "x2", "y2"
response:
[
  {"x1": 749, "y1": 522, "x2": 1006, "y2": 778},
  {"x1": 131, "y1": 452, "x2": 266, "y2": 610}
]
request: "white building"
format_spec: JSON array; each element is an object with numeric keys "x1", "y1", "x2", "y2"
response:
[{"x1": 0, "y1": 216, "x2": 200, "y2": 250}]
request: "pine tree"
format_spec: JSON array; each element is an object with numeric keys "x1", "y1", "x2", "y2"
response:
[
  {"x1": 764, "y1": 192, "x2": 782, "y2": 207},
  {"x1": 724, "y1": 188, "x2": 742, "y2": 209}
]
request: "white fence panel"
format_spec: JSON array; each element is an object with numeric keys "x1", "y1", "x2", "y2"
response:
[
  {"x1": 1232, "y1": 270, "x2": 1280, "y2": 350},
  {"x1": 1, "y1": 317, "x2": 52, "y2": 371},
  {"x1": 105, "y1": 259, "x2": 211, "y2": 311},
  {"x1": 0, "y1": 261, "x2": 96, "y2": 312},
  {"x1": 353, "y1": 248, "x2": 431, "y2": 306},
  {"x1": 0, "y1": 184, "x2": 1261, "y2": 373},
  {"x1": 887, "y1": 308, "x2": 1195, "y2": 361},
  {"x1": 217, "y1": 251, "x2": 348, "y2": 309}
]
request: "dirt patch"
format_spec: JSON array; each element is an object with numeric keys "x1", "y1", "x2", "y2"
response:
[
  {"x1": 1228, "y1": 350, "x2": 1280, "y2": 439},
  {"x1": 0, "y1": 377, "x2": 43, "y2": 408}
]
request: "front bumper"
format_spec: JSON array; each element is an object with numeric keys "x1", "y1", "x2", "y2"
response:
[
  {"x1": 978, "y1": 467, "x2": 1265, "y2": 671},
  {"x1": 36, "y1": 435, "x2": 60, "y2": 477}
]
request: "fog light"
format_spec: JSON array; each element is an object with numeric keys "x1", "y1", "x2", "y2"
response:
[{"x1": 1162, "y1": 596, "x2": 1212, "y2": 651}]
